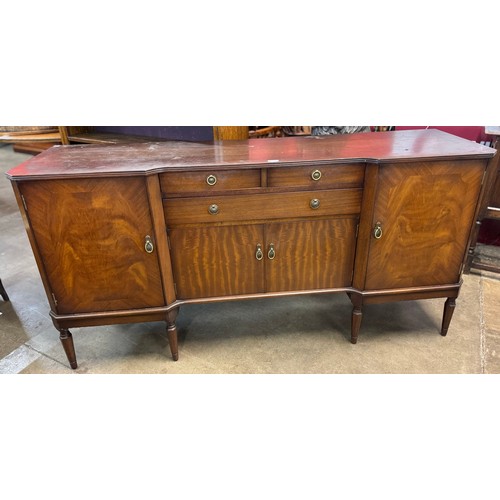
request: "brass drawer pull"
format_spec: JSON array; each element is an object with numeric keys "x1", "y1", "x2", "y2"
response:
[
  {"x1": 268, "y1": 243, "x2": 276, "y2": 260},
  {"x1": 256, "y1": 244, "x2": 263, "y2": 261},
  {"x1": 311, "y1": 169, "x2": 322, "y2": 181},
  {"x1": 206, "y1": 174, "x2": 217, "y2": 186},
  {"x1": 208, "y1": 204, "x2": 219, "y2": 215},
  {"x1": 144, "y1": 235, "x2": 154, "y2": 253},
  {"x1": 374, "y1": 221, "x2": 383, "y2": 239},
  {"x1": 310, "y1": 198, "x2": 320, "y2": 209}
]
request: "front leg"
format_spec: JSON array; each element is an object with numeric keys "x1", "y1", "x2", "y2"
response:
[
  {"x1": 351, "y1": 306, "x2": 362, "y2": 344},
  {"x1": 59, "y1": 329, "x2": 78, "y2": 369},
  {"x1": 167, "y1": 309, "x2": 179, "y2": 361},
  {"x1": 440, "y1": 298, "x2": 456, "y2": 336},
  {"x1": 348, "y1": 292, "x2": 363, "y2": 344}
]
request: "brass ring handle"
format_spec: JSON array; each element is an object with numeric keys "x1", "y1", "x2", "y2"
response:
[
  {"x1": 208, "y1": 204, "x2": 219, "y2": 215},
  {"x1": 374, "y1": 222, "x2": 383, "y2": 239},
  {"x1": 206, "y1": 174, "x2": 217, "y2": 186},
  {"x1": 256, "y1": 244, "x2": 263, "y2": 261},
  {"x1": 311, "y1": 169, "x2": 322, "y2": 181},
  {"x1": 310, "y1": 198, "x2": 320, "y2": 209},
  {"x1": 268, "y1": 243, "x2": 276, "y2": 260},
  {"x1": 144, "y1": 235, "x2": 154, "y2": 253}
]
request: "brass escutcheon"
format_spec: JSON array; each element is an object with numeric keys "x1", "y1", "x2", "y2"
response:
[
  {"x1": 144, "y1": 235, "x2": 154, "y2": 253},
  {"x1": 268, "y1": 243, "x2": 276, "y2": 260},
  {"x1": 256, "y1": 244, "x2": 263, "y2": 261},
  {"x1": 310, "y1": 198, "x2": 320, "y2": 209},
  {"x1": 311, "y1": 169, "x2": 322, "y2": 181},
  {"x1": 208, "y1": 204, "x2": 219, "y2": 215}
]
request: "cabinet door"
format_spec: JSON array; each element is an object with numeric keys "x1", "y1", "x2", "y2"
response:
[
  {"x1": 168, "y1": 225, "x2": 265, "y2": 299},
  {"x1": 21, "y1": 177, "x2": 165, "y2": 314},
  {"x1": 365, "y1": 160, "x2": 485, "y2": 290},
  {"x1": 265, "y1": 219, "x2": 358, "y2": 293}
]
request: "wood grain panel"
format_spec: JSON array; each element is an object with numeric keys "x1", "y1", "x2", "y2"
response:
[
  {"x1": 20, "y1": 178, "x2": 165, "y2": 314},
  {"x1": 365, "y1": 160, "x2": 486, "y2": 289},
  {"x1": 352, "y1": 163, "x2": 379, "y2": 289},
  {"x1": 265, "y1": 219, "x2": 358, "y2": 292},
  {"x1": 164, "y1": 188, "x2": 362, "y2": 225},
  {"x1": 159, "y1": 169, "x2": 261, "y2": 194},
  {"x1": 168, "y1": 225, "x2": 265, "y2": 299},
  {"x1": 146, "y1": 175, "x2": 177, "y2": 304},
  {"x1": 267, "y1": 163, "x2": 365, "y2": 189}
]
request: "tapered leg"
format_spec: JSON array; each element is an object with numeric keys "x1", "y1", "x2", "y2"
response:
[
  {"x1": 0, "y1": 279, "x2": 9, "y2": 301},
  {"x1": 59, "y1": 329, "x2": 78, "y2": 369},
  {"x1": 167, "y1": 309, "x2": 179, "y2": 361},
  {"x1": 441, "y1": 298, "x2": 456, "y2": 336},
  {"x1": 351, "y1": 306, "x2": 362, "y2": 344}
]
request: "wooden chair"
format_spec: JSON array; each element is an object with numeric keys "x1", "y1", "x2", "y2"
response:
[{"x1": 248, "y1": 126, "x2": 283, "y2": 138}]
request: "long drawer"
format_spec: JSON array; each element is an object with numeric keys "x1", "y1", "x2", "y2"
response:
[{"x1": 164, "y1": 188, "x2": 362, "y2": 225}]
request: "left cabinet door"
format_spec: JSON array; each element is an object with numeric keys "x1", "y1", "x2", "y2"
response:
[{"x1": 20, "y1": 177, "x2": 165, "y2": 314}]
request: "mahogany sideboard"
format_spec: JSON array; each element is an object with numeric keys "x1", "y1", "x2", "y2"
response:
[{"x1": 6, "y1": 129, "x2": 498, "y2": 369}]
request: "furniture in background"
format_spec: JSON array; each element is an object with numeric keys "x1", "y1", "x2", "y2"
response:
[
  {"x1": 63, "y1": 126, "x2": 303, "y2": 143},
  {"x1": 0, "y1": 279, "x2": 9, "y2": 301},
  {"x1": 1, "y1": 127, "x2": 217, "y2": 151},
  {"x1": 466, "y1": 126, "x2": 500, "y2": 273},
  {"x1": 58, "y1": 126, "x2": 208, "y2": 145},
  {"x1": 6, "y1": 130, "x2": 497, "y2": 369},
  {"x1": 0, "y1": 126, "x2": 63, "y2": 154},
  {"x1": 248, "y1": 126, "x2": 283, "y2": 138},
  {"x1": 484, "y1": 127, "x2": 500, "y2": 222},
  {"x1": 2, "y1": 126, "x2": 376, "y2": 152}
]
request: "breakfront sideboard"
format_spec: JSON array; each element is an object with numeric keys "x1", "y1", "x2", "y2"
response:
[{"x1": 6, "y1": 129, "x2": 498, "y2": 369}]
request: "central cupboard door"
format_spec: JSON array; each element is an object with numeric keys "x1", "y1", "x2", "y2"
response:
[
  {"x1": 168, "y1": 225, "x2": 266, "y2": 299},
  {"x1": 168, "y1": 218, "x2": 358, "y2": 299},
  {"x1": 265, "y1": 219, "x2": 358, "y2": 292}
]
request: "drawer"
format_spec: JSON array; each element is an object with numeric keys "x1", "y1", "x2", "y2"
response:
[
  {"x1": 160, "y1": 169, "x2": 261, "y2": 194},
  {"x1": 164, "y1": 188, "x2": 362, "y2": 225},
  {"x1": 267, "y1": 163, "x2": 364, "y2": 189}
]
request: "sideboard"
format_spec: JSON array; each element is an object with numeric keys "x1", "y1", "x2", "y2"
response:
[{"x1": 6, "y1": 129, "x2": 498, "y2": 369}]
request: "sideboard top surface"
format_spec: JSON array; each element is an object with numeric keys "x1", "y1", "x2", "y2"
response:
[{"x1": 6, "y1": 129, "x2": 496, "y2": 180}]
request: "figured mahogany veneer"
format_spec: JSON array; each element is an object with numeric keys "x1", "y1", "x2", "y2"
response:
[
  {"x1": 19, "y1": 178, "x2": 165, "y2": 314},
  {"x1": 267, "y1": 163, "x2": 365, "y2": 189},
  {"x1": 365, "y1": 160, "x2": 486, "y2": 290},
  {"x1": 163, "y1": 189, "x2": 362, "y2": 225},
  {"x1": 6, "y1": 130, "x2": 498, "y2": 369},
  {"x1": 159, "y1": 168, "x2": 261, "y2": 194}
]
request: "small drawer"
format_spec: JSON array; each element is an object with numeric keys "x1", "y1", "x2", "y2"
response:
[
  {"x1": 160, "y1": 169, "x2": 261, "y2": 195},
  {"x1": 164, "y1": 188, "x2": 362, "y2": 225},
  {"x1": 267, "y1": 163, "x2": 364, "y2": 189}
]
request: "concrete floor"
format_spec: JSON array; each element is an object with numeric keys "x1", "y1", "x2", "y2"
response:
[{"x1": 1, "y1": 143, "x2": 500, "y2": 374}]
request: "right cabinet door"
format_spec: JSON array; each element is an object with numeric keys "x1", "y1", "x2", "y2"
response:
[{"x1": 365, "y1": 160, "x2": 486, "y2": 290}]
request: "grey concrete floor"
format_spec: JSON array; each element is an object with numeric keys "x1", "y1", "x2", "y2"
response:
[{"x1": 1, "y1": 143, "x2": 500, "y2": 374}]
